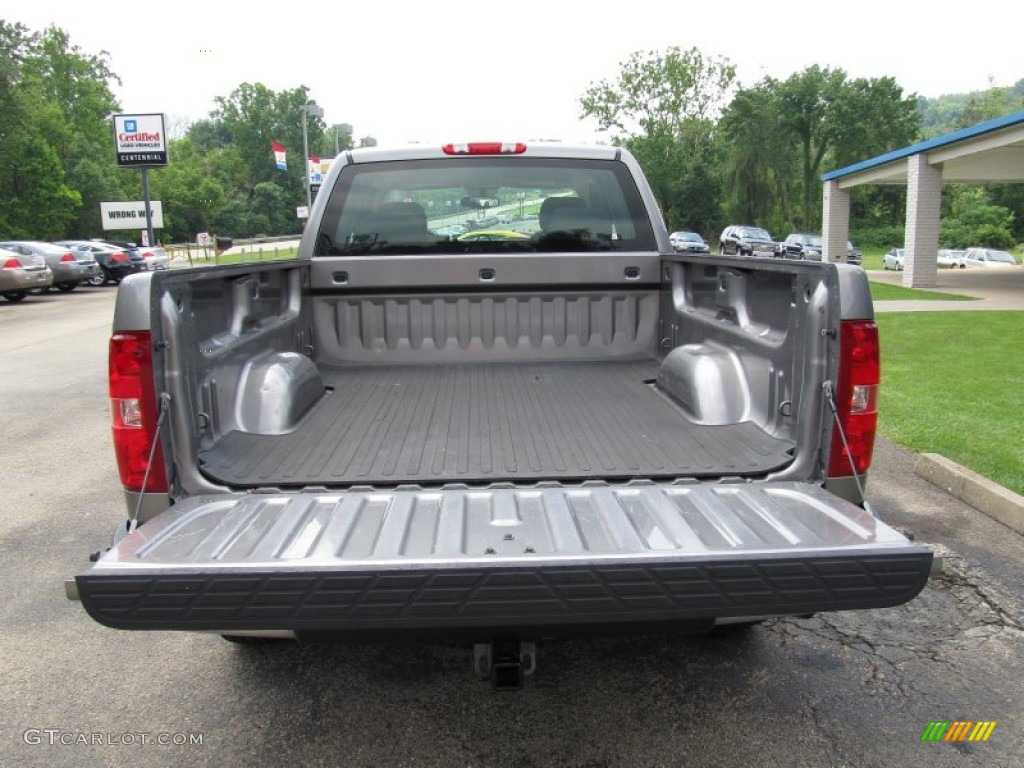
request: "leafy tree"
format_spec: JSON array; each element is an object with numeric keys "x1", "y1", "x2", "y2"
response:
[
  {"x1": 212, "y1": 83, "x2": 323, "y2": 187},
  {"x1": 207, "y1": 83, "x2": 327, "y2": 236},
  {"x1": 19, "y1": 26, "x2": 124, "y2": 235},
  {"x1": 579, "y1": 47, "x2": 735, "y2": 234},
  {"x1": 0, "y1": 21, "x2": 82, "y2": 238},
  {"x1": 722, "y1": 67, "x2": 919, "y2": 233},
  {"x1": 941, "y1": 186, "x2": 1015, "y2": 248},
  {"x1": 918, "y1": 79, "x2": 1023, "y2": 138},
  {"x1": 720, "y1": 86, "x2": 797, "y2": 232}
]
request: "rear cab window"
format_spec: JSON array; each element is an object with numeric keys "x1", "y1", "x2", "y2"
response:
[{"x1": 313, "y1": 157, "x2": 657, "y2": 256}]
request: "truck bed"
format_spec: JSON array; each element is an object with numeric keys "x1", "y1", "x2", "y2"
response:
[{"x1": 198, "y1": 360, "x2": 795, "y2": 488}]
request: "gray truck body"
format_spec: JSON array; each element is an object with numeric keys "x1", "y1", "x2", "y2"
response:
[{"x1": 72, "y1": 144, "x2": 931, "y2": 642}]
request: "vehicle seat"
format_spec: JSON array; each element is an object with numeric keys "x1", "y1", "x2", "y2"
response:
[
  {"x1": 538, "y1": 197, "x2": 586, "y2": 232},
  {"x1": 547, "y1": 205, "x2": 612, "y2": 239},
  {"x1": 360, "y1": 202, "x2": 431, "y2": 244}
]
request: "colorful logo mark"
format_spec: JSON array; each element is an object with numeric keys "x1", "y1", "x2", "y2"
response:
[
  {"x1": 124, "y1": 119, "x2": 137, "y2": 133},
  {"x1": 921, "y1": 721, "x2": 997, "y2": 743}
]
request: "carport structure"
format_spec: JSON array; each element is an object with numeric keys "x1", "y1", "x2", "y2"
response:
[{"x1": 822, "y1": 109, "x2": 1024, "y2": 287}]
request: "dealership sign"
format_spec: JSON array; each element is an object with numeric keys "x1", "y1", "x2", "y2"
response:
[
  {"x1": 100, "y1": 201, "x2": 165, "y2": 230},
  {"x1": 113, "y1": 113, "x2": 168, "y2": 166}
]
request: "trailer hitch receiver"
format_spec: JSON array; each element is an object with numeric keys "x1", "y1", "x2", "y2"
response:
[{"x1": 474, "y1": 639, "x2": 537, "y2": 690}]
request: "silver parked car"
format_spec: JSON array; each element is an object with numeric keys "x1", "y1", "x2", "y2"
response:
[
  {"x1": 0, "y1": 240, "x2": 101, "y2": 291},
  {"x1": 1, "y1": 246, "x2": 53, "y2": 302},
  {"x1": 937, "y1": 249, "x2": 966, "y2": 269},
  {"x1": 779, "y1": 233, "x2": 823, "y2": 261},
  {"x1": 882, "y1": 248, "x2": 905, "y2": 270},
  {"x1": 962, "y1": 247, "x2": 1017, "y2": 267},
  {"x1": 669, "y1": 231, "x2": 711, "y2": 254}
]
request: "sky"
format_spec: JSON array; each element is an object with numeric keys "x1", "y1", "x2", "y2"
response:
[{"x1": 11, "y1": 1, "x2": 1023, "y2": 149}]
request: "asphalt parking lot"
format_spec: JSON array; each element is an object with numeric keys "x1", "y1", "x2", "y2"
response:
[{"x1": 1, "y1": 287, "x2": 1022, "y2": 768}]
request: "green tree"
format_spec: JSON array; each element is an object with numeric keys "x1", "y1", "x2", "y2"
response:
[
  {"x1": 209, "y1": 83, "x2": 325, "y2": 236},
  {"x1": 18, "y1": 25, "x2": 124, "y2": 235},
  {"x1": 579, "y1": 47, "x2": 735, "y2": 235},
  {"x1": 144, "y1": 137, "x2": 225, "y2": 242},
  {"x1": 720, "y1": 86, "x2": 797, "y2": 232},
  {"x1": 722, "y1": 67, "x2": 919, "y2": 232},
  {"x1": 0, "y1": 21, "x2": 82, "y2": 238},
  {"x1": 941, "y1": 186, "x2": 1015, "y2": 248}
]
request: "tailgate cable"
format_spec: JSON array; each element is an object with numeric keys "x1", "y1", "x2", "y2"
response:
[
  {"x1": 823, "y1": 381, "x2": 873, "y2": 515},
  {"x1": 124, "y1": 392, "x2": 172, "y2": 536}
]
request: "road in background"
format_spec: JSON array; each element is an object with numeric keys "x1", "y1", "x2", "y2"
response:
[{"x1": 1, "y1": 287, "x2": 1021, "y2": 767}]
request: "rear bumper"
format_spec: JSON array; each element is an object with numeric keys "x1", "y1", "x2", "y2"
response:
[
  {"x1": 73, "y1": 483, "x2": 932, "y2": 636},
  {"x1": 76, "y1": 551, "x2": 932, "y2": 634},
  {"x1": 1, "y1": 268, "x2": 53, "y2": 291}
]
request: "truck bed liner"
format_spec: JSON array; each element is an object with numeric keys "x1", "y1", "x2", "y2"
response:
[{"x1": 198, "y1": 361, "x2": 795, "y2": 487}]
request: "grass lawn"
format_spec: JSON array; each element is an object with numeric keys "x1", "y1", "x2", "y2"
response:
[
  {"x1": 875, "y1": 311, "x2": 1024, "y2": 496},
  {"x1": 859, "y1": 247, "x2": 886, "y2": 271},
  {"x1": 869, "y1": 282, "x2": 976, "y2": 301},
  {"x1": 210, "y1": 248, "x2": 299, "y2": 265},
  {"x1": 170, "y1": 247, "x2": 299, "y2": 266}
]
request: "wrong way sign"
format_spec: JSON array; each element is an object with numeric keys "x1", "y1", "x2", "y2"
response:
[{"x1": 100, "y1": 201, "x2": 164, "y2": 230}]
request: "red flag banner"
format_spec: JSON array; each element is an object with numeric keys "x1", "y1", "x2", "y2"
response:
[{"x1": 271, "y1": 140, "x2": 287, "y2": 171}]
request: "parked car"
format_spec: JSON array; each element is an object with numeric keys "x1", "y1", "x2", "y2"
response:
[
  {"x1": 779, "y1": 233, "x2": 823, "y2": 261},
  {"x1": 0, "y1": 240, "x2": 100, "y2": 292},
  {"x1": 719, "y1": 225, "x2": 775, "y2": 257},
  {"x1": 882, "y1": 248, "x2": 906, "y2": 270},
  {"x1": 95, "y1": 239, "x2": 170, "y2": 271},
  {"x1": 54, "y1": 240, "x2": 143, "y2": 285},
  {"x1": 846, "y1": 241, "x2": 862, "y2": 266},
  {"x1": 669, "y1": 231, "x2": 711, "y2": 254},
  {"x1": 1, "y1": 246, "x2": 53, "y2": 301},
  {"x1": 432, "y1": 224, "x2": 469, "y2": 239},
  {"x1": 937, "y1": 249, "x2": 967, "y2": 269},
  {"x1": 962, "y1": 247, "x2": 1018, "y2": 267}
]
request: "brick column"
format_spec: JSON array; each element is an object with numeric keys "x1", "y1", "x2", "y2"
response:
[
  {"x1": 822, "y1": 180, "x2": 850, "y2": 263},
  {"x1": 904, "y1": 154, "x2": 941, "y2": 288}
]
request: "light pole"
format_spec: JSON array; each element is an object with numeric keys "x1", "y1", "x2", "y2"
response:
[
  {"x1": 333, "y1": 123, "x2": 353, "y2": 155},
  {"x1": 301, "y1": 102, "x2": 324, "y2": 209}
]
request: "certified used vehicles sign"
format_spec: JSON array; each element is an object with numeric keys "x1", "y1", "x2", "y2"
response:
[{"x1": 113, "y1": 114, "x2": 168, "y2": 167}]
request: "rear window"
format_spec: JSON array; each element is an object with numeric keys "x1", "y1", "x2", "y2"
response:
[{"x1": 314, "y1": 157, "x2": 657, "y2": 256}]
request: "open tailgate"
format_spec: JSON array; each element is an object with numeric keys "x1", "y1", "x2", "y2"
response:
[{"x1": 73, "y1": 482, "x2": 932, "y2": 634}]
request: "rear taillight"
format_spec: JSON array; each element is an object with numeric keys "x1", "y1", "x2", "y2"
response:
[
  {"x1": 3, "y1": 258, "x2": 21, "y2": 269},
  {"x1": 111, "y1": 252, "x2": 128, "y2": 262},
  {"x1": 828, "y1": 320, "x2": 880, "y2": 477},
  {"x1": 60, "y1": 252, "x2": 75, "y2": 262},
  {"x1": 109, "y1": 331, "x2": 167, "y2": 493},
  {"x1": 442, "y1": 142, "x2": 527, "y2": 155}
]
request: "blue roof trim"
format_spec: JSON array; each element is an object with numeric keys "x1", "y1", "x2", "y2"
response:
[{"x1": 822, "y1": 109, "x2": 1024, "y2": 181}]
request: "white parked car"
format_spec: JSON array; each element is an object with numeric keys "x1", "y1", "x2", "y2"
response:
[
  {"x1": 882, "y1": 248, "x2": 905, "y2": 270},
  {"x1": 669, "y1": 231, "x2": 711, "y2": 254},
  {"x1": 936, "y1": 249, "x2": 966, "y2": 269},
  {"x1": 962, "y1": 247, "x2": 1017, "y2": 268},
  {"x1": 136, "y1": 245, "x2": 171, "y2": 270}
]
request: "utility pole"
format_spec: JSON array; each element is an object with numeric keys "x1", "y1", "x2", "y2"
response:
[{"x1": 302, "y1": 103, "x2": 324, "y2": 209}]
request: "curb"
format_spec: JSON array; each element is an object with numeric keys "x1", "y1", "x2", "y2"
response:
[{"x1": 914, "y1": 453, "x2": 1024, "y2": 535}]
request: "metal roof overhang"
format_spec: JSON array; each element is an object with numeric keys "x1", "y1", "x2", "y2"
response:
[{"x1": 822, "y1": 110, "x2": 1024, "y2": 189}]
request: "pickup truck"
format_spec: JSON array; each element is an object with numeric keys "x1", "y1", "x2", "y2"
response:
[{"x1": 69, "y1": 142, "x2": 933, "y2": 688}]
